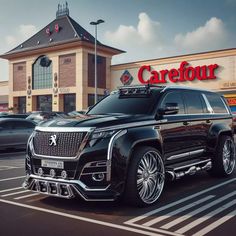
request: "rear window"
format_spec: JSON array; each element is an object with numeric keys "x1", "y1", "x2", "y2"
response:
[
  {"x1": 184, "y1": 91, "x2": 204, "y2": 114},
  {"x1": 205, "y1": 93, "x2": 228, "y2": 114}
]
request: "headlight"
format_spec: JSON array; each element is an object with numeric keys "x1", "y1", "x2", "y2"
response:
[{"x1": 88, "y1": 130, "x2": 116, "y2": 147}]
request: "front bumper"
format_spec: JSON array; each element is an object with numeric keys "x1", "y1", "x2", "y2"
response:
[{"x1": 23, "y1": 174, "x2": 117, "y2": 201}]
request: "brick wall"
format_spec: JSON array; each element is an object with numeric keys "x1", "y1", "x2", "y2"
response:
[
  {"x1": 88, "y1": 54, "x2": 106, "y2": 88},
  {"x1": 13, "y1": 62, "x2": 26, "y2": 91},
  {"x1": 59, "y1": 53, "x2": 76, "y2": 87}
]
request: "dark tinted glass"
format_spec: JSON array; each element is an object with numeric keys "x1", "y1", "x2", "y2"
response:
[
  {"x1": 13, "y1": 121, "x2": 35, "y2": 129},
  {"x1": 161, "y1": 92, "x2": 185, "y2": 114},
  {"x1": 184, "y1": 91, "x2": 204, "y2": 114},
  {"x1": 0, "y1": 121, "x2": 13, "y2": 130},
  {"x1": 205, "y1": 93, "x2": 228, "y2": 114},
  {"x1": 88, "y1": 90, "x2": 160, "y2": 115}
]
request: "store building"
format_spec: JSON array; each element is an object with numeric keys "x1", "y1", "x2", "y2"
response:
[
  {"x1": 1, "y1": 3, "x2": 236, "y2": 113},
  {"x1": 111, "y1": 48, "x2": 236, "y2": 112},
  {"x1": 0, "y1": 4, "x2": 123, "y2": 113}
]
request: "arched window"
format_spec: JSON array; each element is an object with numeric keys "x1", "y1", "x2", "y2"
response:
[{"x1": 32, "y1": 55, "x2": 52, "y2": 89}]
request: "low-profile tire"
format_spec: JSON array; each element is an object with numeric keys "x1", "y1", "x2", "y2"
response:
[
  {"x1": 210, "y1": 135, "x2": 235, "y2": 177},
  {"x1": 124, "y1": 146, "x2": 165, "y2": 207}
]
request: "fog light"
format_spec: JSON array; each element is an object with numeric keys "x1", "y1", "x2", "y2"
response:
[
  {"x1": 61, "y1": 170, "x2": 67, "y2": 179},
  {"x1": 50, "y1": 169, "x2": 56, "y2": 178},
  {"x1": 38, "y1": 168, "x2": 43, "y2": 176},
  {"x1": 92, "y1": 173, "x2": 105, "y2": 182}
]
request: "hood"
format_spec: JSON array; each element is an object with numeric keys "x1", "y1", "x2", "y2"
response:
[{"x1": 38, "y1": 114, "x2": 154, "y2": 129}]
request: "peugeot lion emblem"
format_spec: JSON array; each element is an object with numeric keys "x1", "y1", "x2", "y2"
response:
[{"x1": 49, "y1": 134, "x2": 57, "y2": 146}]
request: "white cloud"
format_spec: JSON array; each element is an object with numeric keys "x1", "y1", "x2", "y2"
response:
[
  {"x1": 5, "y1": 24, "x2": 37, "y2": 48},
  {"x1": 174, "y1": 17, "x2": 228, "y2": 52},
  {"x1": 104, "y1": 12, "x2": 163, "y2": 63}
]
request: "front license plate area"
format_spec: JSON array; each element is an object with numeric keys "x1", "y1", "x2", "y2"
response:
[{"x1": 41, "y1": 160, "x2": 64, "y2": 169}]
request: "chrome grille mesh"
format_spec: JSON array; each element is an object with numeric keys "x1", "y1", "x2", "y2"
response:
[{"x1": 33, "y1": 131, "x2": 86, "y2": 157}]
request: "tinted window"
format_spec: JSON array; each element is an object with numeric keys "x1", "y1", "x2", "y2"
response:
[
  {"x1": 0, "y1": 121, "x2": 13, "y2": 130},
  {"x1": 184, "y1": 91, "x2": 204, "y2": 114},
  {"x1": 88, "y1": 90, "x2": 160, "y2": 115},
  {"x1": 161, "y1": 92, "x2": 185, "y2": 114},
  {"x1": 205, "y1": 93, "x2": 228, "y2": 114},
  {"x1": 13, "y1": 121, "x2": 35, "y2": 129}
]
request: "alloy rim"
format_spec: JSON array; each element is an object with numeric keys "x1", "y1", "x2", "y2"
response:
[
  {"x1": 223, "y1": 139, "x2": 235, "y2": 174},
  {"x1": 137, "y1": 151, "x2": 165, "y2": 204}
]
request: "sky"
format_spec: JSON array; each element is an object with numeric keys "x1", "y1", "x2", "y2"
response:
[{"x1": 0, "y1": 0, "x2": 236, "y2": 81}]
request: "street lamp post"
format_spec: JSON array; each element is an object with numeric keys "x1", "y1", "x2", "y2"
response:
[{"x1": 90, "y1": 19, "x2": 105, "y2": 104}]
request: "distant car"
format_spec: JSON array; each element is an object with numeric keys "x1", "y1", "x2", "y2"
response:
[
  {"x1": 0, "y1": 118, "x2": 36, "y2": 150},
  {"x1": 0, "y1": 112, "x2": 9, "y2": 118},
  {"x1": 26, "y1": 111, "x2": 69, "y2": 123},
  {"x1": 68, "y1": 110, "x2": 86, "y2": 116},
  {"x1": 3, "y1": 114, "x2": 29, "y2": 119}
]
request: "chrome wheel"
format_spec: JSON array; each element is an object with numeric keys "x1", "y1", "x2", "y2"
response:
[
  {"x1": 137, "y1": 151, "x2": 165, "y2": 204},
  {"x1": 222, "y1": 138, "x2": 235, "y2": 174}
]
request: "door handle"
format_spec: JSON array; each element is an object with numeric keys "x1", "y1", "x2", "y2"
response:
[
  {"x1": 183, "y1": 121, "x2": 190, "y2": 126},
  {"x1": 206, "y1": 119, "x2": 211, "y2": 124}
]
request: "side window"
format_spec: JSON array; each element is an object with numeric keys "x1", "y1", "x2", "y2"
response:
[
  {"x1": 184, "y1": 91, "x2": 204, "y2": 114},
  {"x1": 0, "y1": 121, "x2": 13, "y2": 130},
  {"x1": 161, "y1": 91, "x2": 185, "y2": 114},
  {"x1": 13, "y1": 121, "x2": 35, "y2": 129},
  {"x1": 205, "y1": 93, "x2": 228, "y2": 114}
]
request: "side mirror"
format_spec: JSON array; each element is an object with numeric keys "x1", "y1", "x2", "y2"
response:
[{"x1": 158, "y1": 103, "x2": 179, "y2": 115}]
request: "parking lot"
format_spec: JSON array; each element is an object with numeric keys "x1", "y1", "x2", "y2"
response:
[{"x1": 0, "y1": 151, "x2": 236, "y2": 236}]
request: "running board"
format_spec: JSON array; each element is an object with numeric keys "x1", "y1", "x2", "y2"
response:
[{"x1": 166, "y1": 159, "x2": 212, "y2": 181}]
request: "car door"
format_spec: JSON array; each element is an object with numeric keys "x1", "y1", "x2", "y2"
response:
[
  {"x1": 0, "y1": 121, "x2": 14, "y2": 148},
  {"x1": 11, "y1": 120, "x2": 35, "y2": 146},
  {"x1": 159, "y1": 90, "x2": 191, "y2": 162},
  {"x1": 182, "y1": 91, "x2": 209, "y2": 158}
]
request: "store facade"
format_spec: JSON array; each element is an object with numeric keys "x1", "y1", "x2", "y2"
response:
[
  {"x1": 0, "y1": 4, "x2": 123, "y2": 113},
  {"x1": 111, "y1": 48, "x2": 236, "y2": 112}
]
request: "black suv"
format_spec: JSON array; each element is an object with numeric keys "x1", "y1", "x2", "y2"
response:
[{"x1": 23, "y1": 85, "x2": 235, "y2": 206}]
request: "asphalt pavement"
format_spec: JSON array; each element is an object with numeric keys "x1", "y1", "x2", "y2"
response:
[{"x1": 0, "y1": 150, "x2": 236, "y2": 236}]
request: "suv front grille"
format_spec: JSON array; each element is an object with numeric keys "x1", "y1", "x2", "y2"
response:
[{"x1": 33, "y1": 131, "x2": 86, "y2": 157}]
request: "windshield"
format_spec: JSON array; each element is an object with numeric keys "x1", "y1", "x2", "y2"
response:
[{"x1": 87, "y1": 90, "x2": 160, "y2": 115}]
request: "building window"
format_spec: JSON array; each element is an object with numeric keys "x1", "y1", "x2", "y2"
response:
[
  {"x1": 36, "y1": 95, "x2": 52, "y2": 111},
  {"x1": 64, "y1": 94, "x2": 76, "y2": 113},
  {"x1": 87, "y1": 54, "x2": 106, "y2": 88},
  {"x1": 18, "y1": 97, "x2": 26, "y2": 113},
  {"x1": 32, "y1": 56, "x2": 52, "y2": 89},
  {"x1": 88, "y1": 94, "x2": 104, "y2": 107}
]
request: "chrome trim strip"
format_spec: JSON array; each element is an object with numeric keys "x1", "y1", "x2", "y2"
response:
[
  {"x1": 28, "y1": 174, "x2": 110, "y2": 192},
  {"x1": 106, "y1": 129, "x2": 127, "y2": 181},
  {"x1": 221, "y1": 97, "x2": 231, "y2": 114},
  {"x1": 173, "y1": 159, "x2": 211, "y2": 171},
  {"x1": 167, "y1": 152, "x2": 189, "y2": 161},
  {"x1": 35, "y1": 127, "x2": 95, "y2": 132},
  {"x1": 189, "y1": 149, "x2": 205, "y2": 156},
  {"x1": 202, "y1": 93, "x2": 214, "y2": 114},
  {"x1": 167, "y1": 149, "x2": 204, "y2": 161}
]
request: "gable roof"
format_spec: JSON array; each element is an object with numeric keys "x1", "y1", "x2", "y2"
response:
[{"x1": 1, "y1": 15, "x2": 124, "y2": 58}]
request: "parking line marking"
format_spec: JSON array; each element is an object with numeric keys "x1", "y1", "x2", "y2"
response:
[
  {"x1": 14, "y1": 193, "x2": 39, "y2": 200},
  {"x1": 0, "y1": 198, "x2": 164, "y2": 236},
  {"x1": 192, "y1": 209, "x2": 236, "y2": 236},
  {"x1": 0, "y1": 176, "x2": 25, "y2": 182},
  {"x1": 1, "y1": 190, "x2": 30, "y2": 197},
  {"x1": 161, "y1": 191, "x2": 236, "y2": 229},
  {"x1": 124, "y1": 178, "x2": 236, "y2": 225},
  {"x1": 0, "y1": 187, "x2": 23, "y2": 193},
  {"x1": 143, "y1": 195, "x2": 214, "y2": 226},
  {"x1": 176, "y1": 199, "x2": 236, "y2": 234}
]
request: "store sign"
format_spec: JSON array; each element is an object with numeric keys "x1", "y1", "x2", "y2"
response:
[
  {"x1": 138, "y1": 61, "x2": 219, "y2": 84},
  {"x1": 226, "y1": 98, "x2": 236, "y2": 106},
  {"x1": 220, "y1": 81, "x2": 236, "y2": 89},
  {"x1": 120, "y1": 70, "x2": 133, "y2": 85},
  {"x1": 0, "y1": 104, "x2": 8, "y2": 112}
]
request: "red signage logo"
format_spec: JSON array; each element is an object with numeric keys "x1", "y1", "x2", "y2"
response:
[
  {"x1": 138, "y1": 61, "x2": 219, "y2": 84},
  {"x1": 120, "y1": 70, "x2": 134, "y2": 85}
]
